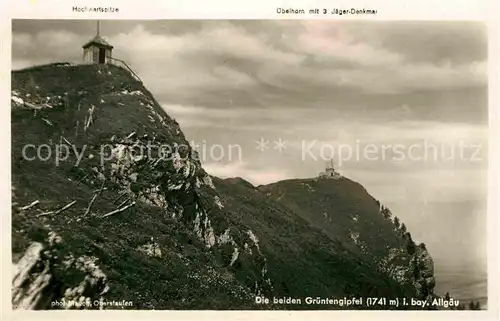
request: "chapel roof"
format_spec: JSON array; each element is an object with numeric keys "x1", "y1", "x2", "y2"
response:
[{"x1": 82, "y1": 35, "x2": 114, "y2": 49}]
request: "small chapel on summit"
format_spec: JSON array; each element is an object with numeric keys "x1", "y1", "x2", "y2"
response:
[
  {"x1": 318, "y1": 159, "x2": 341, "y2": 179},
  {"x1": 80, "y1": 21, "x2": 142, "y2": 83},
  {"x1": 82, "y1": 21, "x2": 113, "y2": 64}
]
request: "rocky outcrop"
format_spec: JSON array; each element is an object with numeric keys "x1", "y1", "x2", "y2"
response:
[
  {"x1": 411, "y1": 245, "x2": 436, "y2": 299},
  {"x1": 12, "y1": 232, "x2": 108, "y2": 310},
  {"x1": 12, "y1": 242, "x2": 52, "y2": 309},
  {"x1": 378, "y1": 241, "x2": 436, "y2": 302}
]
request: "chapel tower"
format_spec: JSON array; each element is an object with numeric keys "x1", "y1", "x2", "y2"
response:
[{"x1": 82, "y1": 21, "x2": 114, "y2": 64}]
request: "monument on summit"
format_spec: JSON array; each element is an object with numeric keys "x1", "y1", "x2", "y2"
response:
[{"x1": 318, "y1": 159, "x2": 341, "y2": 179}]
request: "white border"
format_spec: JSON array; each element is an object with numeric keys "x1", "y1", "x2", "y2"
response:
[
  {"x1": 1, "y1": 0, "x2": 499, "y2": 320},
  {"x1": 1, "y1": 0, "x2": 494, "y2": 20}
]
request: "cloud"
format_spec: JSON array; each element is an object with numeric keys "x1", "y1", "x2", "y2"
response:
[
  {"x1": 343, "y1": 21, "x2": 488, "y2": 65},
  {"x1": 162, "y1": 100, "x2": 488, "y2": 177},
  {"x1": 12, "y1": 20, "x2": 487, "y2": 109},
  {"x1": 253, "y1": 21, "x2": 487, "y2": 94},
  {"x1": 105, "y1": 23, "x2": 304, "y2": 100},
  {"x1": 284, "y1": 119, "x2": 487, "y2": 174},
  {"x1": 165, "y1": 101, "x2": 488, "y2": 150},
  {"x1": 293, "y1": 21, "x2": 405, "y2": 67},
  {"x1": 12, "y1": 29, "x2": 88, "y2": 67}
]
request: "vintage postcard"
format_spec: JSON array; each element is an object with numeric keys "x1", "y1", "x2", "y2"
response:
[{"x1": 2, "y1": 0, "x2": 498, "y2": 320}]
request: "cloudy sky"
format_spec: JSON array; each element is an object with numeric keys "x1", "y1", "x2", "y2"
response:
[{"x1": 12, "y1": 20, "x2": 488, "y2": 279}]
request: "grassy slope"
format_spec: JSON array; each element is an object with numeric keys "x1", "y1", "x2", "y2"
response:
[{"x1": 258, "y1": 178, "x2": 405, "y2": 260}]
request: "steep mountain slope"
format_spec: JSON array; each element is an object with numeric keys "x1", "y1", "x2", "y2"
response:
[
  {"x1": 11, "y1": 63, "x2": 436, "y2": 310},
  {"x1": 211, "y1": 177, "x2": 413, "y2": 304},
  {"x1": 259, "y1": 178, "x2": 437, "y2": 301}
]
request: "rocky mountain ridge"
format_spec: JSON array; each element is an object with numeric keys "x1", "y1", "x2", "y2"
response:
[{"x1": 11, "y1": 63, "x2": 437, "y2": 309}]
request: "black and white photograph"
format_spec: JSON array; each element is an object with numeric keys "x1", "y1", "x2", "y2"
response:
[{"x1": 9, "y1": 18, "x2": 489, "y2": 312}]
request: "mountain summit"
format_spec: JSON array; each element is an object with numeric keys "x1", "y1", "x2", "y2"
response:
[{"x1": 11, "y1": 63, "x2": 437, "y2": 310}]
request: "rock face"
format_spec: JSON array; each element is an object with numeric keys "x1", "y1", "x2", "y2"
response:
[
  {"x1": 412, "y1": 246, "x2": 436, "y2": 300},
  {"x1": 12, "y1": 232, "x2": 109, "y2": 310},
  {"x1": 12, "y1": 242, "x2": 52, "y2": 309},
  {"x1": 11, "y1": 63, "x2": 437, "y2": 309}
]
